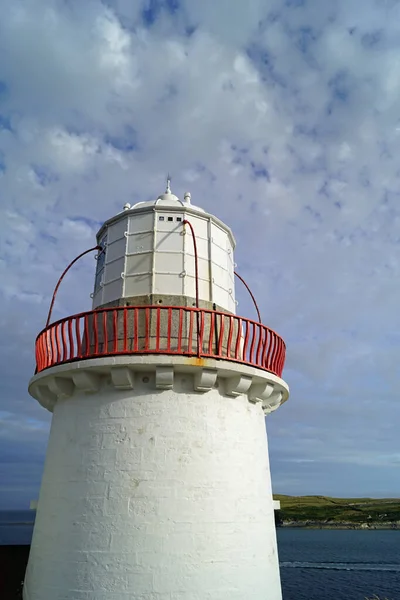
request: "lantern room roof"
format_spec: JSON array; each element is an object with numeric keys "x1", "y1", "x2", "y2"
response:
[
  {"x1": 96, "y1": 178, "x2": 234, "y2": 247},
  {"x1": 128, "y1": 178, "x2": 205, "y2": 213}
]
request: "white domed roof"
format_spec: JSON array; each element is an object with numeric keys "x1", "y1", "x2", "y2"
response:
[{"x1": 129, "y1": 178, "x2": 205, "y2": 213}]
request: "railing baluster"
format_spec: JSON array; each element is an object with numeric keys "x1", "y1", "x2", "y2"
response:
[
  {"x1": 167, "y1": 308, "x2": 172, "y2": 352},
  {"x1": 217, "y1": 314, "x2": 225, "y2": 357},
  {"x1": 249, "y1": 323, "x2": 256, "y2": 364},
  {"x1": 188, "y1": 309, "x2": 193, "y2": 354},
  {"x1": 275, "y1": 335, "x2": 281, "y2": 374},
  {"x1": 84, "y1": 315, "x2": 89, "y2": 357},
  {"x1": 37, "y1": 333, "x2": 43, "y2": 372},
  {"x1": 234, "y1": 318, "x2": 242, "y2": 360},
  {"x1": 48, "y1": 328, "x2": 53, "y2": 366},
  {"x1": 43, "y1": 332, "x2": 48, "y2": 369},
  {"x1": 243, "y1": 320, "x2": 250, "y2": 364},
  {"x1": 36, "y1": 334, "x2": 42, "y2": 372},
  {"x1": 61, "y1": 321, "x2": 67, "y2": 362},
  {"x1": 123, "y1": 308, "x2": 128, "y2": 352},
  {"x1": 49, "y1": 327, "x2": 54, "y2": 366},
  {"x1": 145, "y1": 308, "x2": 150, "y2": 351},
  {"x1": 54, "y1": 325, "x2": 61, "y2": 365},
  {"x1": 265, "y1": 329, "x2": 274, "y2": 370},
  {"x1": 76, "y1": 318, "x2": 82, "y2": 358},
  {"x1": 67, "y1": 319, "x2": 74, "y2": 360},
  {"x1": 277, "y1": 339, "x2": 285, "y2": 377},
  {"x1": 156, "y1": 307, "x2": 161, "y2": 352},
  {"x1": 177, "y1": 309, "x2": 183, "y2": 354},
  {"x1": 103, "y1": 311, "x2": 108, "y2": 354},
  {"x1": 260, "y1": 325, "x2": 269, "y2": 370},
  {"x1": 226, "y1": 316, "x2": 233, "y2": 359},
  {"x1": 280, "y1": 343, "x2": 286, "y2": 377},
  {"x1": 197, "y1": 310, "x2": 204, "y2": 356},
  {"x1": 112, "y1": 310, "x2": 117, "y2": 353},
  {"x1": 134, "y1": 308, "x2": 138, "y2": 352},
  {"x1": 45, "y1": 331, "x2": 50, "y2": 368},
  {"x1": 93, "y1": 312, "x2": 99, "y2": 355},
  {"x1": 208, "y1": 312, "x2": 215, "y2": 355},
  {"x1": 274, "y1": 337, "x2": 281, "y2": 376},
  {"x1": 42, "y1": 333, "x2": 47, "y2": 370},
  {"x1": 47, "y1": 329, "x2": 52, "y2": 368},
  {"x1": 255, "y1": 324, "x2": 264, "y2": 366}
]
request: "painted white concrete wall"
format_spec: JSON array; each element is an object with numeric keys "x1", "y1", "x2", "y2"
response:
[{"x1": 24, "y1": 375, "x2": 282, "y2": 600}]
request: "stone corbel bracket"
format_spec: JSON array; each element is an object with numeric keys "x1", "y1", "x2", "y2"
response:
[{"x1": 29, "y1": 355, "x2": 289, "y2": 416}]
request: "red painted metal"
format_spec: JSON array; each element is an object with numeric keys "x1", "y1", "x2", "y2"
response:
[
  {"x1": 111, "y1": 311, "x2": 116, "y2": 353},
  {"x1": 45, "y1": 246, "x2": 102, "y2": 328},
  {"x1": 183, "y1": 219, "x2": 201, "y2": 356},
  {"x1": 167, "y1": 308, "x2": 172, "y2": 352},
  {"x1": 182, "y1": 220, "x2": 199, "y2": 309},
  {"x1": 34, "y1": 306, "x2": 286, "y2": 377},
  {"x1": 75, "y1": 319, "x2": 81, "y2": 359},
  {"x1": 93, "y1": 313, "x2": 99, "y2": 355},
  {"x1": 188, "y1": 310, "x2": 194, "y2": 354},
  {"x1": 234, "y1": 271, "x2": 262, "y2": 323},
  {"x1": 134, "y1": 308, "x2": 139, "y2": 352},
  {"x1": 103, "y1": 311, "x2": 108, "y2": 353},
  {"x1": 123, "y1": 309, "x2": 127, "y2": 352},
  {"x1": 234, "y1": 317, "x2": 242, "y2": 360}
]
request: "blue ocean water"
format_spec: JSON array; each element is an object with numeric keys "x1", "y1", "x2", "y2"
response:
[
  {"x1": 1, "y1": 512, "x2": 399, "y2": 599},
  {"x1": 0, "y1": 510, "x2": 35, "y2": 545},
  {"x1": 278, "y1": 528, "x2": 400, "y2": 600}
]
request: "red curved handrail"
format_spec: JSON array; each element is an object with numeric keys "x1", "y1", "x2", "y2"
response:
[
  {"x1": 34, "y1": 306, "x2": 286, "y2": 377},
  {"x1": 46, "y1": 246, "x2": 102, "y2": 328}
]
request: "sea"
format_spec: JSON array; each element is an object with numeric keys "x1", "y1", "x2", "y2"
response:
[{"x1": 1, "y1": 511, "x2": 400, "y2": 600}]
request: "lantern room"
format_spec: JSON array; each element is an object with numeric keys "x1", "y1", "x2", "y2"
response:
[{"x1": 92, "y1": 181, "x2": 237, "y2": 314}]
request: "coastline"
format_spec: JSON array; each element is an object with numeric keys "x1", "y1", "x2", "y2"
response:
[{"x1": 277, "y1": 521, "x2": 400, "y2": 530}]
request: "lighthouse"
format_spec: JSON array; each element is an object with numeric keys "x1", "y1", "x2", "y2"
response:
[{"x1": 24, "y1": 180, "x2": 289, "y2": 600}]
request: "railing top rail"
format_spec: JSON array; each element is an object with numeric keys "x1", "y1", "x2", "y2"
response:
[{"x1": 36, "y1": 305, "x2": 286, "y2": 350}]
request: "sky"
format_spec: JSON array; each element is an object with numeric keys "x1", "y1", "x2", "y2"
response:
[{"x1": 1, "y1": 0, "x2": 400, "y2": 509}]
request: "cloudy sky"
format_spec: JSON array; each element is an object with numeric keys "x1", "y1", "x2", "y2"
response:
[{"x1": 1, "y1": 0, "x2": 400, "y2": 509}]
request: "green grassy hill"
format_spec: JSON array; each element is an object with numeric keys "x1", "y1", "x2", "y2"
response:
[{"x1": 273, "y1": 495, "x2": 400, "y2": 526}]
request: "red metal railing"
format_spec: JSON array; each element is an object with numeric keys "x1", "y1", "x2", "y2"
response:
[{"x1": 35, "y1": 306, "x2": 286, "y2": 377}]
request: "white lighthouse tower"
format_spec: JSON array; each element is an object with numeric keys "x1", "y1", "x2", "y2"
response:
[{"x1": 24, "y1": 181, "x2": 289, "y2": 600}]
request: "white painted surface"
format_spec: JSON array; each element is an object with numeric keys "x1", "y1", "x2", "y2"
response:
[
  {"x1": 28, "y1": 354, "x2": 290, "y2": 414},
  {"x1": 24, "y1": 376, "x2": 282, "y2": 600},
  {"x1": 92, "y1": 189, "x2": 236, "y2": 312}
]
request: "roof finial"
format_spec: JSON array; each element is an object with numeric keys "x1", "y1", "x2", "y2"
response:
[{"x1": 166, "y1": 174, "x2": 171, "y2": 194}]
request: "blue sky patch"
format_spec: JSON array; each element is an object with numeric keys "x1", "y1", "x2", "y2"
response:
[
  {"x1": 294, "y1": 26, "x2": 318, "y2": 54},
  {"x1": 32, "y1": 165, "x2": 59, "y2": 186},
  {"x1": 361, "y1": 29, "x2": 384, "y2": 49},
  {"x1": 142, "y1": 0, "x2": 181, "y2": 26},
  {"x1": 251, "y1": 161, "x2": 270, "y2": 181},
  {"x1": 246, "y1": 44, "x2": 287, "y2": 88},
  {"x1": 185, "y1": 24, "x2": 197, "y2": 37},
  {"x1": 285, "y1": 0, "x2": 306, "y2": 7},
  {"x1": 0, "y1": 113, "x2": 12, "y2": 131},
  {"x1": 104, "y1": 125, "x2": 138, "y2": 152},
  {"x1": 328, "y1": 71, "x2": 351, "y2": 103}
]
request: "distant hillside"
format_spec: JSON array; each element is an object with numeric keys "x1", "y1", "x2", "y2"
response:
[{"x1": 273, "y1": 494, "x2": 400, "y2": 528}]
